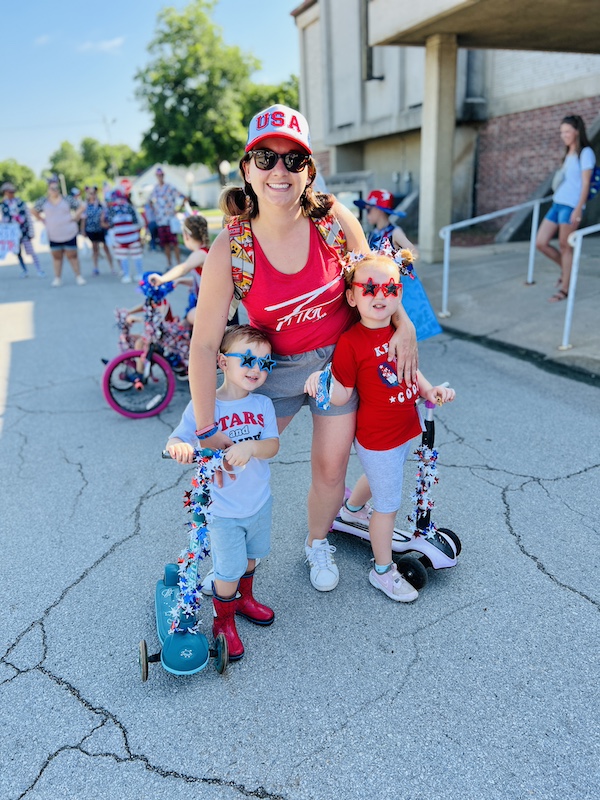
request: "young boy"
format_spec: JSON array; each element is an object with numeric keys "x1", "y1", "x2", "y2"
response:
[
  {"x1": 166, "y1": 325, "x2": 279, "y2": 660},
  {"x1": 354, "y1": 189, "x2": 418, "y2": 256},
  {"x1": 304, "y1": 251, "x2": 454, "y2": 602}
]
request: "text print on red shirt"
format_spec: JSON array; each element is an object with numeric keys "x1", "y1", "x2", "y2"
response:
[{"x1": 264, "y1": 277, "x2": 344, "y2": 331}]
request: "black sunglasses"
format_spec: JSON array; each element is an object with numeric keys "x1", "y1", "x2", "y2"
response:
[{"x1": 247, "y1": 149, "x2": 310, "y2": 173}]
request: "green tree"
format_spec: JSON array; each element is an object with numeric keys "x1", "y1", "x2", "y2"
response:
[
  {"x1": 240, "y1": 76, "x2": 299, "y2": 123},
  {"x1": 136, "y1": 0, "x2": 265, "y2": 169},
  {"x1": 0, "y1": 159, "x2": 46, "y2": 201},
  {"x1": 48, "y1": 141, "x2": 87, "y2": 189}
]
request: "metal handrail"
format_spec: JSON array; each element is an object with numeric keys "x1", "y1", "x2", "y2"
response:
[
  {"x1": 559, "y1": 222, "x2": 600, "y2": 350},
  {"x1": 438, "y1": 196, "x2": 552, "y2": 317}
]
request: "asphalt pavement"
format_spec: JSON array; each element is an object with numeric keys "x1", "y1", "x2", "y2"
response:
[{"x1": 0, "y1": 236, "x2": 599, "y2": 800}]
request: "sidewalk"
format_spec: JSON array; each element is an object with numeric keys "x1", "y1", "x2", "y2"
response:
[{"x1": 419, "y1": 235, "x2": 600, "y2": 384}]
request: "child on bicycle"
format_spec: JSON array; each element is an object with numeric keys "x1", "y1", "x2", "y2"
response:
[
  {"x1": 304, "y1": 249, "x2": 455, "y2": 603},
  {"x1": 147, "y1": 215, "x2": 210, "y2": 326},
  {"x1": 166, "y1": 324, "x2": 279, "y2": 661}
]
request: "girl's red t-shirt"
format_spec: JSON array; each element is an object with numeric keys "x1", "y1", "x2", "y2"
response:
[{"x1": 332, "y1": 322, "x2": 423, "y2": 450}]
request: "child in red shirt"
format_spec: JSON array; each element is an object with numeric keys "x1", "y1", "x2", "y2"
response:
[{"x1": 305, "y1": 250, "x2": 455, "y2": 602}]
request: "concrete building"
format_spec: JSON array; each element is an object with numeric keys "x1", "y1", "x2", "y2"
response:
[{"x1": 291, "y1": 0, "x2": 600, "y2": 261}]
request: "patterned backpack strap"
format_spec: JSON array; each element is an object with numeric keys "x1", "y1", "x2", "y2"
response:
[
  {"x1": 228, "y1": 215, "x2": 255, "y2": 301},
  {"x1": 313, "y1": 213, "x2": 347, "y2": 258}
]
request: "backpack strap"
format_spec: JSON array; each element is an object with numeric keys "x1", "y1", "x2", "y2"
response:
[
  {"x1": 228, "y1": 216, "x2": 255, "y2": 301},
  {"x1": 228, "y1": 212, "x2": 347, "y2": 302},
  {"x1": 313, "y1": 212, "x2": 347, "y2": 259}
]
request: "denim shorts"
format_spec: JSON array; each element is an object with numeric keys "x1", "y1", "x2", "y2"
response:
[
  {"x1": 49, "y1": 237, "x2": 78, "y2": 251},
  {"x1": 260, "y1": 344, "x2": 358, "y2": 419},
  {"x1": 209, "y1": 495, "x2": 272, "y2": 583},
  {"x1": 545, "y1": 203, "x2": 574, "y2": 225},
  {"x1": 354, "y1": 440, "x2": 413, "y2": 513}
]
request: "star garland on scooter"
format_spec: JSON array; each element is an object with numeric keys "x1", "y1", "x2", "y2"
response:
[
  {"x1": 408, "y1": 444, "x2": 439, "y2": 539},
  {"x1": 168, "y1": 448, "x2": 224, "y2": 634}
]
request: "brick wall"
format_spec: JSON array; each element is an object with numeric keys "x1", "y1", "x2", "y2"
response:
[{"x1": 476, "y1": 96, "x2": 600, "y2": 218}]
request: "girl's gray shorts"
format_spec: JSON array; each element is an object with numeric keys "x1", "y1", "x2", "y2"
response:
[{"x1": 260, "y1": 344, "x2": 358, "y2": 419}]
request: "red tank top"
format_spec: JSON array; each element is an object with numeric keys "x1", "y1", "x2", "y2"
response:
[{"x1": 242, "y1": 222, "x2": 355, "y2": 355}]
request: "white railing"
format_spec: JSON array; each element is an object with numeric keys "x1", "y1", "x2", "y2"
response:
[
  {"x1": 438, "y1": 196, "x2": 552, "y2": 317},
  {"x1": 559, "y1": 222, "x2": 600, "y2": 350}
]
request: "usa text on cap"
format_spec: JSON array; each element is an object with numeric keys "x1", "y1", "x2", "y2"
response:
[{"x1": 246, "y1": 105, "x2": 312, "y2": 154}]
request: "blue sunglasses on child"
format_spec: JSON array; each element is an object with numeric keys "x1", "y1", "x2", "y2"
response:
[{"x1": 224, "y1": 349, "x2": 276, "y2": 373}]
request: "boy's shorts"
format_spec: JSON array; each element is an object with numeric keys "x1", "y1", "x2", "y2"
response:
[
  {"x1": 354, "y1": 440, "x2": 413, "y2": 514},
  {"x1": 209, "y1": 495, "x2": 272, "y2": 584},
  {"x1": 545, "y1": 203, "x2": 574, "y2": 225},
  {"x1": 260, "y1": 344, "x2": 358, "y2": 419}
]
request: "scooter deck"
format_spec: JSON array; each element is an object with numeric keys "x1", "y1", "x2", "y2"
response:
[
  {"x1": 331, "y1": 513, "x2": 458, "y2": 569},
  {"x1": 154, "y1": 564, "x2": 210, "y2": 676}
]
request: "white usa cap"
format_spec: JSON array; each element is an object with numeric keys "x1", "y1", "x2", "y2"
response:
[{"x1": 245, "y1": 105, "x2": 312, "y2": 154}]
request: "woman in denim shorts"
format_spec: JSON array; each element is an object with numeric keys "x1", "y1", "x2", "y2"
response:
[
  {"x1": 536, "y1": 114, "x2": 596, "y2": 302},
  {"x1": 188, "y1": 105, "x2": 419, "y2": 594}
]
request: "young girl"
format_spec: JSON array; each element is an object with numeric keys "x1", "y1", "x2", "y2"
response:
[
  {"x1": 304, "y1": 250, "x2": 455, "y2": 602},
  {"x1": 147, "y1": 215, "x2": 210, "y2": 326},
  {"x1": 536, "y1": 114, "x2": 596, "y2": 302}
]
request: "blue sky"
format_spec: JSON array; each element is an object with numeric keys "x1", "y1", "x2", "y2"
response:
[{"x1": 0, "y1": 0, "x2": 301, "y2": 176}]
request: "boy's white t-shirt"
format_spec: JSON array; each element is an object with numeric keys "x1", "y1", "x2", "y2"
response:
[
  {"x1": 170, "y1": 394, "x2": 278, "y2": 519},
  {"x1": 554, "y1": 146, "x2": 596, "y2": 208}
]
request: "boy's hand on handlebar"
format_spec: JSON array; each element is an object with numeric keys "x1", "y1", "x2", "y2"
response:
[
  {"x1": 424, "y1": 385, "x2": 455, "y2": 406},
  {"x1": 166, "y1": 442, "x2": 195, "y2": 463},
  {"x1": 303, "y1": 370, "x2": 323, "y2": 398}
]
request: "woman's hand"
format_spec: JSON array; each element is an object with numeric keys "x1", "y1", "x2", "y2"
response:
[
  {"x1": 570, "y1": 206, "x2": 583, "y2": 225},
  {"x1": 388, "y1": 323, "x2": 418, "y2": 385},
  {"x1": 147, "y1": 272, "x2": 163, "y2": 287},
  {"x1": 198, "y1": 430, "x2": 234, "y2": 488}
]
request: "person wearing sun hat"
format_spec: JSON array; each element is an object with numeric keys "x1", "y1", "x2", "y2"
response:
[
  {"x1": 187, "y1": 103, "x2": 420, "y2": 596},
  {"x1": 354, "y1": 189, "x2": 417, "y2": 256},
  {"x1": 1, "y1": 181, "x2": 45, "y2": 277}
]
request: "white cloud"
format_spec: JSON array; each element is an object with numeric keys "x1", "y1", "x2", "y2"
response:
[
  {"x1": 34, "y1": 34, "x2": 50, "y2": 46},
  {"x1": 77, "y1": 37, "x2": 125, "y2": 54}
]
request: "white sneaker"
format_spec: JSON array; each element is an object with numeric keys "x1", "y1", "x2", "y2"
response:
[
  {"x1": 339, "y1": 500, "x2": 373, "y2": 526},
  {"x1": 51, "y1": 277, "x2": 62, "y2": 288},
  {"x1": 369, "y1": 563, "x2": 418, "y2": 603},
  {"x1": 121, "y1": 275, "x2": 132, "y2": 284},
  {"x1": 75, "y1": 275, "x2": 86, "y2": 286},
  {"x1": 305, "y1": 537, "x2": 339, "y2": 592}
]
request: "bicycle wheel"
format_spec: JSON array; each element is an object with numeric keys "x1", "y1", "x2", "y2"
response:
[{"x1": 102, "y1": 349, "x2": 176, "y2": 418}]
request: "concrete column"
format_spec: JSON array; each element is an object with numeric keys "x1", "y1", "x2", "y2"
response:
[{"x1": 418, "y1": 34, "x2": 457, "y2": 263}]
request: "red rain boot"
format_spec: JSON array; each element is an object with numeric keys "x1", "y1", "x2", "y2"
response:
[
  {"x1": 235, "y1": 570, "x2": 275, "y2": 626},
  {"x1": 212, "y1": 592, "x2": 244, "y2": 661}
]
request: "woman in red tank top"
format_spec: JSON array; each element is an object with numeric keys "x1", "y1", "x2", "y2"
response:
[{"x1": 188, "y1": 105, "x2": 418, "y2": 594}]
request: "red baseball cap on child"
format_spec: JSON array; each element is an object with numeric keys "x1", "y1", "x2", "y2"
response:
[
  {"x1": 245, "y1": 105, "x2": 312, "y2": 154},
  {"x1": 354, "y1": 189, "x2": 406, "y2": 216}
]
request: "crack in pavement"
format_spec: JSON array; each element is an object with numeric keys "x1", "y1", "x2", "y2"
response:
[
  {"x1": 11, "y1": 668, "x2": 287, "y2": 800},
  {"x1": 1, "y1": 471, "x2": 287, "y2": 800},
  {"x1": 500, "y1": 483, "x2": 600, "y2": 611}
]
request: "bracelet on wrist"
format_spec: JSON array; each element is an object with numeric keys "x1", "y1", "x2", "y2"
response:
[{"x1": 195, "y1": 423, "x2": 219, "y2": 440}]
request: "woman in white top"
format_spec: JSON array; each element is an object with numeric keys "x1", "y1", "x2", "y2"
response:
[
  {"x1": 536, "y1": 115, "x2": 596, "y2": 302},
  {"x1": 32, "y1": 177, "x2": 86, "y2": 287}
]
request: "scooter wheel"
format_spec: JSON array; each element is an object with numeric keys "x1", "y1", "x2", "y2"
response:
[
  {"x1": 214, "y1": 632, "x2": 229, "y2": 675},
  {"x1": 395, "y1": 556, "x2": 428, "y2": 591},
  {"x1": 139, "y1": 639, "x2": 149, "y2": 682},
  {"x1": 438, "y1": 527, "x2": 462, "y2": 557}
]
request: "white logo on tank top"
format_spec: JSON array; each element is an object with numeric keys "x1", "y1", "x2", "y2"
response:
[{"x1": 264, "y1": 277, "x2": 343, "y2": 331}]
